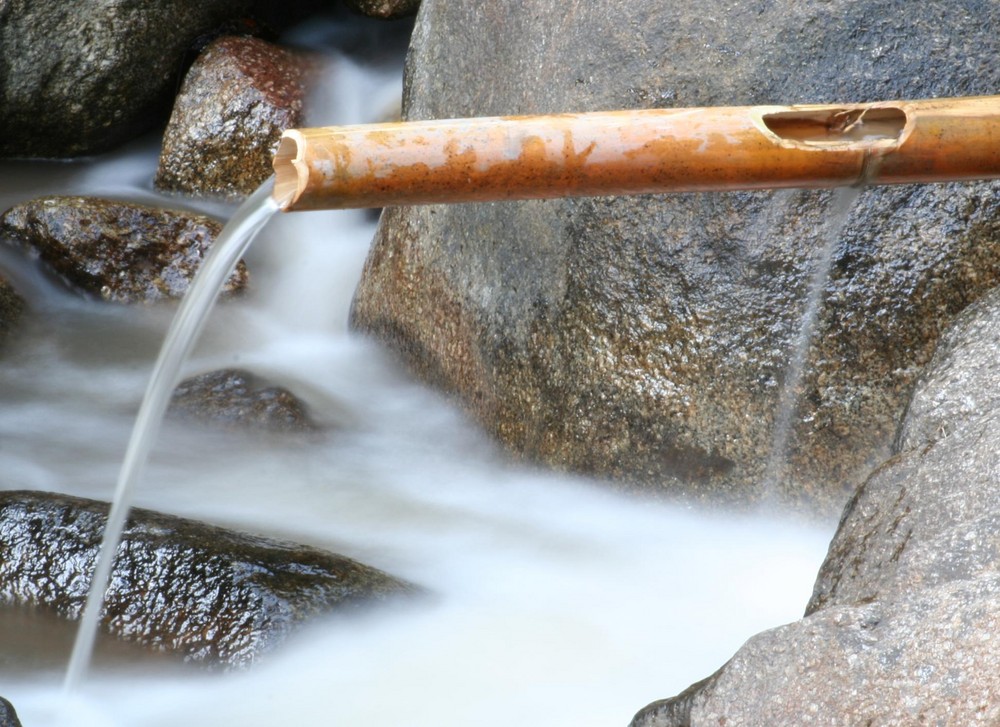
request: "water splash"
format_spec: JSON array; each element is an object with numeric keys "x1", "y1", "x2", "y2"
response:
[
  {"x1": 760, "y1": 184, "x2": 863, "y2": 501},
  {"x1": 63, "y1": 179, "x2": 281, "y2": 693}
]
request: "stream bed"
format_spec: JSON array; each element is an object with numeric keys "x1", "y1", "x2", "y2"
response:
[{"x1": 0, "y1": 42, "x2": 836, "y2": 727}]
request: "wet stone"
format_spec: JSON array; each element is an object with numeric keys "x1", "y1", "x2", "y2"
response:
[
  {"x1": 0, "y1": 490, "x2": 416, "y2": 667},
  {"x1": 352, "y1": 0, "x2": 1000, "y2": 512},
  {"x1": 155, "y1": 35, "x2": 319, "y2": 201},
  {"x1": 0, "y1": 196, "x2": 248, "y2": 303},
  {"x1": 0, "y1": 279, "x2": 25, "y2": 346},
  {"x1": 344, "y1": 0, "x2": 421, "y2": 20},
  {"x1": 169, "y1": 368, "x2": 320, "y2": 433}
]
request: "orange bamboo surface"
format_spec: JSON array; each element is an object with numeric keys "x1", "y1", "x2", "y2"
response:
[{"x1": 272, "y1": 96, "x2": 1000, "y2": 211}]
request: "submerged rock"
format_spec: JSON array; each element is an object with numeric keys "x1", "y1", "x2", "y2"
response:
[
  {"x1": 155, "y1": 36, "x2": 318, "y2": 201},
  {"x1": 0, "y1": 196, "x2": 248, "y2": 303},
  {"x1": 0, "y1": 1, "x2": 322, "y2": 158},
  {"x1": 170, "y1": 368, "x2": 319, "y2": 433},
  {"x1": 351, "y1": 0, "x2": 1000, "y2": 510},
  {"x1": 344, "y1": 0, "x2": 420, "y2": 20},
  {"x1": 631, "y1": 289, "x2": 1000, "y2": 725},
  {"x1": 0, "y1": 490, "x2": 415, "y2": 667},
  {"x1": 0, "y1": 279, "x2": 25, "y2": 346}
]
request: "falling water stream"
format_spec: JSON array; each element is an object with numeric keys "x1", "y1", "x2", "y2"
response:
[{"x1": 0, "y1": 37, "x2": 837, "y2": 727}]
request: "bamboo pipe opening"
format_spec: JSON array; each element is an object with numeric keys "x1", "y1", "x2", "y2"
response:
[{"x1": 271, "y1": 97, "x2": 1000, "y2": 211}]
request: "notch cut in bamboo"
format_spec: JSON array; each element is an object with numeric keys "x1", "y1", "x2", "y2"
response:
[{"x1": 272, "y1": 96, "x2": 1000, "y2": 211}]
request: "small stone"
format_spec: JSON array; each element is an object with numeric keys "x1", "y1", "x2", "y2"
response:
[
  {"x1": 155, "y1": 36, "x2": 319, "y2": 201},
  {"x1": 170, "y1": 368, "x2": 319, "y2": 433},
  {"x1": 0, "y1": 196, "x2": 247, "y2": 303},
  {"x1": 344, "y1": 0, "x2": 421, "y2": 20}
]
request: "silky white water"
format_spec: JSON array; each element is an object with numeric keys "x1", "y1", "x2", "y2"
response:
[{"x1": 0, "y1": 48, "x2": 835, "y2": 727}]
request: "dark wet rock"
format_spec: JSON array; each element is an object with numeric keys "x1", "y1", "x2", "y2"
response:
[
  {"x1": 351, "y1": 0, "x2": 1000, "y2": 511},
  {"x1": 0, "y1": 196, "x2": 248, "y2": 303},
  {"x1": 344, "y1": 0, "x2": 420, "y2": 20},
  {"x1": 0, "y1": 490, "x2": 415, "y2": 667},
  {"x1": 0, "y1": 697, "x2": 21, "y2": 727},
  {"x1": 630, "y1": 289, "x2": 1000, "y2": 725},
  {"x1": 155, "y1": 36, "x2": 319, "y2": 201},
  {"x1": 170, "y1": 368, "x2": 319, "y2": 433},
  {"x1": 0, "y1": 279, "x2": 25, "y2": 345},
  {"x1": 0, "y1": 1, "x2": 324, "y2": 158}
]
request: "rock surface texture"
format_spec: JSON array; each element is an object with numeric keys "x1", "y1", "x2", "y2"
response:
[
  {"x1": 170, "y1": 368, "x2": 319, "y2": 432},
  {"x1": 344, "y1": 0, "x2": 420, "y2": 20},
  {"x1": 0, "y1": 0, "x2": 320, "y2": 158},
  {"x1": 631, "y1": 289, "x2": 1000, "y2": 725},
  {"x1": 350, "y1": 0, "x2": 1000, "y2": 510},
  {"x1": 155, "y1": 36, "x2": 317, "y2": 201},
  {"x1": 0, "y1": 491, "x2": 414, "y2": 667},
  {"x1": 0, "y1": 698, "x2": 20, "y2": 727},
  {"x1": 0, "y1": 196, "x2": 247, "y2": 303}
]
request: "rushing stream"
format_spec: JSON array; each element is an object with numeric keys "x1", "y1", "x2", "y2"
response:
[{"x1": 0, "y1": 38, "x2": 835, "y2": 727}]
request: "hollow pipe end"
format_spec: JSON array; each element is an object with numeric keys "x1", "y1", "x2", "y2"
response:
[{"x1": 272, "y1": 130, "x2": 307, "y2": 210}]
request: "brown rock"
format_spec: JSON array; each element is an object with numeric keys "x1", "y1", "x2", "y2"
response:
[
  {"x1": 0, "y1": 196, "x2": 248, "y2": 303},
  {"x1": 155, "y1": 36, "x2": 318, "y2": 201},
  {"x1": 169, "y1": 368, "x2": 319, "y2": 433},
  {"x1": 344, "y1": 0, "x2": 420, "y2": 20}
]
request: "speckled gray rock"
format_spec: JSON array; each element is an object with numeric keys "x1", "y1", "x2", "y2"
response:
[
  {"x1": 344, "y1": 0, "x2": 420, "y2": 20},
  {"x1": 170, "y1": 368, "x2": 319, "y2": 432},
  {"x1": 0, "y1": 490, "x2": 415, "y2": 667},
  {"x1": 0, "y1": 1, "x2": 321, "y2": 158},
  {"x1": 155, "y1": 36, "x2": 318, "y2": 201},
  {"x1": 351, "y1": 0, "x2": 1000, "y2": 511},
  {"x1": 631, "y1": 288, "x2": 1000, "y2": 725},
  {"x1": 0, "y1": 697, "x2": 20, "y2": 727},
  {"x1": 0, "y1": 196, "x2": 247, "y2": 303}
]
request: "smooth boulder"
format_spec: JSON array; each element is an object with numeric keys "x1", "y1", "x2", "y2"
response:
[
  {"x1": 631, "y1": 288, "x2": 1000, "y2": 725},
  {"x1": 0, "y1": 0, "x2": 321, "y2": 158},
  {"x1": 351, "y1": 0, "x2": 1000, "y2": 510},
  {"x1": 0, "y1": 490, "x2": 414, "y2": 667}
]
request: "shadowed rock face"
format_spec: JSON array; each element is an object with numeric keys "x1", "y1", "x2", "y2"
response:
[
  {"x1": 0, "y1": 697, "x2": 20, "y2": 727},
  {"x1": 0, "y1": 196, "x2": 248, "y2": 303},
  {"x1": 0, "y1": 491, "x2": 415, "y2": 667},
  {"x1": 0, "y1": 0, "x2": 324, "y2": 158},
  {"x1": 351, "y1": 0, "x2": 1000, "y2": 510},
  {"x1": 630, "y1": 289, "x2": 1000, "y2": 726}
]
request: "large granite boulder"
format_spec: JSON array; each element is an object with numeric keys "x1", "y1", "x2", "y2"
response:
[
  {"x1": 0, "y1": 196, "x2": 248, "y2": 303},
  {"x1": 0, "y1": 0, "x2": 322, "y2": 158},
  {"x1": 155, "y1": 36, "x2": 319, "y2": 201},
  {"x1": 0, "y1": 490, "x2": 414, "y2": 667},
  {"x1": 631, "y1": 288, "x2": 1000, "y2": 725},
  {"x1": 350, "y1": 0, "x2": 1000, "y2": 510}
]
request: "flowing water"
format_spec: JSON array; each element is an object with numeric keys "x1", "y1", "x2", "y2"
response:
[
  {"x1": 761, "y1": 185, "x2": 864, "y2": 498},
  {"x1": 0, "y1": 37, "x2": 836, "y2": 727}
]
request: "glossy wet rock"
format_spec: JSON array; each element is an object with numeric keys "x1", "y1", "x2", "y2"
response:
[
  {"x1": 0, "y1": 196, "x2": 248, "y2": 303},
  {"x1": 0, "y1": 1, "x2": 323, "y2": 158},
  {"x1": 631, "y1": 290, "x2": 1000, "y2": 725},
  {"x1": 351, "y1": 0, "x2": 1000, "y2": 510},
  {"x1": 170, "y1": 368, "x2": 319, "y2": 433},
  {"x1": 155, "y1": 36, "x2": 318, "y2": 201},
  {"x1": 0, "y1": 490, "x2": 415, "y2": 667}
]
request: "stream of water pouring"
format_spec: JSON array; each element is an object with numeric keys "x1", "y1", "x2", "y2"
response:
[
  {"x1": 760, "y1": 184, "x2": 864, "y2": 499},
  {"x1": 63, "y1": 180, "x2": 283, "y2": 694}
]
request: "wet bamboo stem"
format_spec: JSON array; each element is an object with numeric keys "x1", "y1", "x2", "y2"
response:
[{"x1": 272, "y1": 96, "x2": 1000, "y2": 211}]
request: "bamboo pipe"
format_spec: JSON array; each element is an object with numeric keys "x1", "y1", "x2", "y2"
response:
[{"x1": 272, "y1": 96, "x2": 1000, "y2": 211}]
